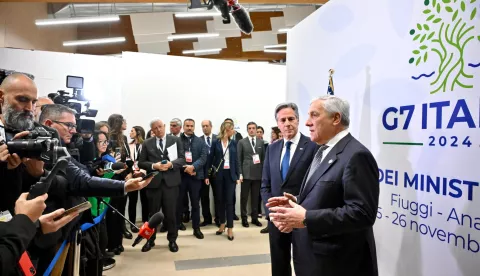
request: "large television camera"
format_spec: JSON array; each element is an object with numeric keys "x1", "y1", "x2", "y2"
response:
[
  {"x1": 48, "y1": 76, "x2": 97, "y2": 134},
  {"x1": 1, "y1": 127, "x2": 70, "y2": 164}
]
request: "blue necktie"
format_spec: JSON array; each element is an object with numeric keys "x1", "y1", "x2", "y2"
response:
[
  {"x1": 207, "y1": 137, "x2": 211, "y2": 153},
  {"x1": 281, "y1": 141, "x2": 292, "y2": 181}
]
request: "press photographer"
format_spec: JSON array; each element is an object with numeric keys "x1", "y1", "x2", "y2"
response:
[{"x1": 0, "y1": 73, "x2": 153, "y2": 275}]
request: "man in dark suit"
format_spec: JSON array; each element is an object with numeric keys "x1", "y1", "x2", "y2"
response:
[
  {"x1": 260, "y1": 102, "x2": 317, "y2": 276},
  {"x1": 138, "y1": 119, "x2": 186, "y2": 253},
  {"x1": 268, "y1": 96, "x2": 379, "y2": 276},
  {"x1": 199, "y1": 120, "x2": 218, "y2": 226},
  {"x1": 238, "y1": 121, "x2": 265, "y2": 227},
  {"x1": 177, "y1": 119, "x2": 208, "y2": 239}
]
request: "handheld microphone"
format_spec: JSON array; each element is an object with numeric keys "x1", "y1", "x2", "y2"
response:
[
  {"x1": 110, "y1": 162, "x2": 126, "y2": 171},
  {"x1": 132, "y1": 212, "x2": 164, "y2": 247},
  {"x1": 231, "y1": 4, "x2": 253, "y2": 34}
]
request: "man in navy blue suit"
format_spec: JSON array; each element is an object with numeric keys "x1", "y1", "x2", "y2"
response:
[
  {"x1": 268, "y1": 95, "x2": 379, "y2": 276},
  {"x1": 177, "y1": 119, "x2": 208, "y2": 239},
  {"x1": 260, "y1": 102, "x2": 317, "y2": 276}
]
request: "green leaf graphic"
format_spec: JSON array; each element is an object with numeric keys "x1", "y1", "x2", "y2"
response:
[
  {"x1": 453, "y1": 10, "x2": 459, "y2": 21},
  {"x1": 423, "y1": 24, "x2": 430, "y2": 31},
  {"x1": 413, "y1": 50, "x2": 421, "y2": 54},
  {"x1": 471, "y1": 8, "x2": 477, "y2": 20},
  {"x1": 442, "y1": 0, "x2": 451, "y2": 3},
  {"x1": 420, "y1": 45, "x2": 428, "y2": 50},
  {"x1": 424, "y1": 52, "x2": 428, "y2": 62},
  {"x1": 445, "y1": 6, "x2": 453, "y2": 12},
  {"x1": 428, "y1": 32, "x2": 436, "y2": 40},
  {"x1": 427, "y1": 14, "x2": 436, "y2": 21},
  {"x1": 409, "y1": 58, "x2": 415, "y2": 64},
  {"x1": 471, "y1": 0, "x2": 477, "y2": 3},
  {"x1": 433, "y1": 0, "x2": 437, "y2": 5},
  {"x1": 416, "y1": 57, "x2": 421, "y2": 66},
  {"x1": 433, "y1": 18, "x2": 442, "y2": 23},
  {"x1": 461, "y1": 1, "x2": 466, "y2": 11},
  {"x1": 420, "y1": 34, "x2": 427, "y2": 42},
  {"x1": 414, "y1": 34, "x2": 421, "y2": 41},
  {"x1": 424, "y1": 9, "x2": 432, "y2": 14},
  {"x1": 436, "y1": 3, "x2": 441, "y2": 13},
  {"x1": 417, "y1": 23, "x2": 423, "y2": 30},
  {"x1": 425, "y1": 0, "x2": 430, "y2": 5},
  {"x1": 478, "y1": 35, "x2": 480, "y2": 41}
]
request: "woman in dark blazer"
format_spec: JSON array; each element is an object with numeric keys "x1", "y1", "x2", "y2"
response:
[{"x1": 205, "y1": 121, "x2": 240, "y2": 240}]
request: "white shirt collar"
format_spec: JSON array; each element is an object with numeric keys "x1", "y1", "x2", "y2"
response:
[
  {"x1": 156, "y1": 133, "x2": 167, "y2": 141},
  {"x1": 283, "y1": 131, "x2": 301, "y2": 145},
  {"x1": 325, "y1": 128, "x2": 350, "y2": 148}
]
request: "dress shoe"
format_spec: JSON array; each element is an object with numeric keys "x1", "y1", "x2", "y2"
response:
[
  {"x1": 178, "y1": 223, "x2": 186, "y2": 231},
  {"x1": 182, "y1": 212, "x2": 190, "y2": 223},
  {"x1": 109, "y1": 247, "x2": 121, "y2": 255},
  {"x1": 260, "y1": 225, "x2": 269, "y2": 234},
  {"x1": 200, "y1": 221, "x2": 212, "y2": 227},
  {"x1": 258, "y1": 214, "x2": 262, "y2": 218},
  {"x1": 242, "y1": 219, "x2": 249, "y2": 228},
  {"x1": 216, "y1": 224, "x2": 226, "y2": 235},
  {"x1": 131, "y1": 225, "x2": 139, "y2": 233},
  {"x1": 141, "y1": 241, "x2": 155, "y2": 252},
  {"x1": 251, "y1": 220, "x2": 263, "y2": 227},
  {"x1": 103, "y1": 251, "x2": 115, "y2": 259},
  {"x1": 159, "y1": 224, "x2": 167, "y2": 233},
  {"x1": 119, "y1": 245, "x2": 124, "y2": 252},
  {"x1": 169, "y1": 241, "x2": 179, "y2": 252},
  {"x1": 193, "y1": 228, "x2": 204, "y2": 239},
  {"x1": 102, "y1": 257, "x2": 116, "y2": 271},
  {"x1": 123, "y1": 230, "x2": 133, "y2": 239},
  {"x1": 227, "y1": 229, "x2": 234, "y2": 241},
  {"x1": 233, "y1": 214, "x2": 240, "y2": 221}
]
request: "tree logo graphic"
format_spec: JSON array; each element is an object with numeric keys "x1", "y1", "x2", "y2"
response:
[{"x1": 409, "y1": 0, "x2": 480, "y2": 94}]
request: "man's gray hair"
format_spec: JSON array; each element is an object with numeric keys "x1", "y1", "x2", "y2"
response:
[
  {"x1": 170, "y1": 118, "x2": 182, "y2": 127},
  {"x1": 274, "y1": 102, "x2": 300, "y2": 121},
  {"x1": 311, "y1": 95, "x2": 350, "y2": 127},
  {"x1": 39, "y1": 104, "x2": 77, "y2": 124},
  {"x1": 150, "y1": 118, "x2": 164, "y2": 128}
]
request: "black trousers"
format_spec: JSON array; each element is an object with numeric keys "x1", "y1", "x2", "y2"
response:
[
  {"x1": 240, "y1": 179, "x2": 261, "y2": 220},
  {"x1": 201, "y1": 177, "x2": 217, "y2": 223},
  {"x1": 146, "y1": 182, "x2": 179, "y2": 242},
  {"x1": 177, "y1": 174, "x2": 202, "y2": 228},
  {"x1": 106, "y1": 196, "x2": 125, "y2": 249},
  {"x1": 269, "y1": 221, "x2": 293, "y2": 276},
  {"x1": 183, "y1": 192, "x2": 190, "y2": 215},
  {"x1": 128, "y1": 189, "x2": 149, "y2": 223},
  {"x1": 215, "y1": 170, "x2": 236, "y2": 228}
]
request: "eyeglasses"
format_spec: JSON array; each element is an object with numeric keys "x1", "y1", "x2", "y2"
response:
[
  {"x1": 52, "y1": 120, "x2": 77, "y2": 131},
  {"x1": 97, "y1": 140, "x2": 109, "y2": 146}
]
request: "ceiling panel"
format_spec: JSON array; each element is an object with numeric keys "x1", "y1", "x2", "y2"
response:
[
  {"x1": 137, "y1": 41, "x2": 170, "y2": 54},
  {"x1": 130, "y1": 12, "x2": 176, "y2": 35},
  {"x1": 282, "y1": 6, "x2": 316, "y2": 27}
]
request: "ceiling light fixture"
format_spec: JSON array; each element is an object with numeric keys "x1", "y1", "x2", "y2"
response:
[
  {"x1": 264, "y1": 49, "x2": 287, "y2": 54},
  {"x1": 168, "y1": 33, "x2": 219, "y2": 40},
  {"x1": 183, "y1": 48, "x2": 222, "y2": 55},
  {"x1": 63, "y1": 37, "x2": 126, "y2": 47},
  {"x1": 36, "y1": 15, "x2": 120, "y2": 26},
  {"x1": 278, "y1": 28, "x2": 291, "y2": 33},
  {"x1": 175, "y1": 12, "x2": 221, "y2": 18},
  {"x1": 264, "y1": 44, "x2": 287, "y2": 49}
]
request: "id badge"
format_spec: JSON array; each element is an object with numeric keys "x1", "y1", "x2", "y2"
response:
[
  {"x1": 223, "y1": 159, "x2": 230, "y2": 169},
  {"x1": 186, "y1": 151, "x2": 193, "y2": 163},
  {"x1": 252, "y1": 154, "x2": 261, "y2": 164},
  {"x1": 0, "y1": 210, "x2": 13, "y2": 222}
]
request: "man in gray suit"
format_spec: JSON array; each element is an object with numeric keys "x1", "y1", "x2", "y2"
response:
[
  {"x1": 238, "y1": 122, "x2": 265, "y2": 227},
  {"x1": 138, "y1": 119, "x2": 186, "y2": 253},
  {"x1": 268, "y1": 96, "x2": 379, "y2": 276}
]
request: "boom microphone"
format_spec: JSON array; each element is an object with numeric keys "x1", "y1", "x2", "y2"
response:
[
  {"x1": 132, "y1": 212, "x2": 164, "y2": 247},
  {"x1": 231, "y1": 4, "x2": 253, "y2": 34}
]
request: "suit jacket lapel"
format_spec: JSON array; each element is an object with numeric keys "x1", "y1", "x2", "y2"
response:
[
  {"x1": 300, "y1": 134, "x2": 353, "y2": 201},
  {"x1": 283, "y1": 135, "x2": 308, "y2": 185},
  {"x1": 272, "y1": 140, "x2": 283, "y2": 182}
]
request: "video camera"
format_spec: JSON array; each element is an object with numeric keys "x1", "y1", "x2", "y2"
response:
[
  {"x1": 48, "y1": 76, "x2": 97, "y2": 134},
  {"x1": 1, "y1": 126, "x2": 70, "y2": 164}
]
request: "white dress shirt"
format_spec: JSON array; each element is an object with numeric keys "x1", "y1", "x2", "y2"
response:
[
  {"x1": 321, "y1": 129, "x2": 350, "y2": 163},
  {"x1": 279, "y1": 131, "x2": 301, "y2": 168},
  {"x1": 156, "y1": 134, "x2": 167, "y2": 152}
]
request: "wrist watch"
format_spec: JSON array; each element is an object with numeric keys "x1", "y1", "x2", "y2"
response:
[{"x1": 302, "y1": 216, "x2": 307, "y2": 227}]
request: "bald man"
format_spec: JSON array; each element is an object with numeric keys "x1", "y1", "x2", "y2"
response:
[
  {"x1": 34, "y1": 97, "x2": 54, "y2": 122},
  {"x1": 139, "y1": 118, "x2": 186, "y2": 253}
]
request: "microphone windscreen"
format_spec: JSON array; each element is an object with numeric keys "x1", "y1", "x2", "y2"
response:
[
  {"x1": 147, "y1": 212, "x2": 164, "y2": 228},
  {"x1": 231, "y1": 5, "x2": 253, "y2": 34},
  {"x1": 111, "y1": 162, "x2": 126, "y2": 170}
]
